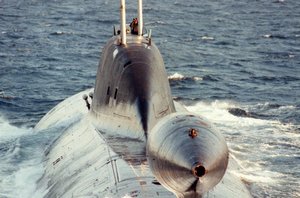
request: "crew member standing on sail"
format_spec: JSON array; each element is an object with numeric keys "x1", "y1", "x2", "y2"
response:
[{"x1": 130, "y1": 18, "x2": 138, "y2": 35}]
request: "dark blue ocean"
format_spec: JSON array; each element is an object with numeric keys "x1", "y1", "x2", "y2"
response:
[{"x1": 0, "y1": 0, "x2": 299, "y2": 197}]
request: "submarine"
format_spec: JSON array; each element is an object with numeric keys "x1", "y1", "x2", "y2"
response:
[{"x1": 34, "y1": 0, "x2": 252, "y2": 197}]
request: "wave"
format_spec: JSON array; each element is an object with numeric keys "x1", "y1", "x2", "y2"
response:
[
  {"x1": 253, "y1": 102, "x2": 297, "y2": 110},
  {"x1": 249, "y1": 102, "x2": 299, "y2": 124},
  {"x1": 201, "y1": 36, "x2": 214, "y2": 40},
  {"x1": 0, "y1": 115, "x2": 44, "y2": 198},
  {"x1": 0, "y1": 91, "x2": 14, "y2": 100},
  {"x1": 0, "y1": 116, "x2": 31, "y2": 140},
  {"x1": 251, "y1": 75, "x2": 299, "y2": 82},
  {"x1": 185, "y1": 100, "x2": 299, "y2": 193},
  {"x1": 145, "y1": 21, "x2": 166, "y2": 26},
  {"x1": 185, "y1": 100, "x2": 299, "y2": 129},
  {"x1": 50, "y1": 31, "x2": 71, "y2": 36},
  {"x1": 262, "y1": 34, "x2": 288, "y2": 39},
  {"x1": 168, "y1": 72, "x2": 202, "y2": 81},
  {"x1": 185, "y1": 100, "x2": 273, "y2": 129}
]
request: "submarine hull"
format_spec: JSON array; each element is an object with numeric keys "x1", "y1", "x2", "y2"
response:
[
  {"x1": 34, "y1": 1, "x2": 252, "y2": 196},
  {"x1": 34, "y1": 89, "x2": 251, "y2": 198}
]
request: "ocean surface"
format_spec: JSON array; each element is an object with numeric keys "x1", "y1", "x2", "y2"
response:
[{"x1": 0, "y1": 0, "x2": 299, "y2": 197}]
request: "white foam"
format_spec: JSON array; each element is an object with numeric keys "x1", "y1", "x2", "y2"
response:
[
  {"x1": 278, "y1": 104, "x2": 296, "y2": 110},
  {"x1": 186, "y1": 100, "x2": 298, "y2": 187},
  {"x1": 14, "y1": 161, "x2": 45, "y2": 198},
  {"x1": 186, "y1": 100, "x2": 276, "y2": 126},
  {"x1": 186, "y1": 100, "x2": 241, "y2": 123},
  {"x1": 0, "y1": 115, "x2": 44, "y2": 198},
  {"x1": 193, "y1": 76, "x2": 203, "y2": 81},
  {"x1": 0, "y1": 116, "x2": 32, "y2": 140},
  {"x1": 201, "y1": 36, "x2": 214, "y2": 40},
  {"x1": 231, "y1": 170, "x2": 277, "y2": 184},
  {"x1": 168, "y1": 72, "x2": 184, "y2": 80},
  {"x1": 122, "y1": 195, "x2": 133, "y2": 198},
  {"x1": 252, "y1": 102, "x2": 296, "y2": 110},
  {"x1": 168, "y1": 72, "x2": 202, "y2": 81},
  {"x1": 263, "y1": 34, "x2": 272, "y2": 38}
]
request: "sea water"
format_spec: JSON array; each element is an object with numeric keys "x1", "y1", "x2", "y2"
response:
[{"x1": 0, "y1": 0, "x2": 299, "y2": 197}]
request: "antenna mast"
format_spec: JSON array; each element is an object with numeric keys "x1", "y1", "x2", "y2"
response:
[
  {"x1": 120, "y1": 0, "x2": 126, "y2": 45},
  {"x1": 138, "y1": 0, "x2": 143, "y2": 36}
]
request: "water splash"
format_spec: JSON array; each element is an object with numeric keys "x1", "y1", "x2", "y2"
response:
[
  {"x1": 0, "y1": 116, "x2": 44, "y2": 198},
  {"x1": 186, "y1": 101, "x2": 300, "y2": 197}
]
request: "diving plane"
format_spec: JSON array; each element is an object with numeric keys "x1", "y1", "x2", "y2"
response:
[{"x1": 34, "y1": 1, "x2": 252, "y2": 197}]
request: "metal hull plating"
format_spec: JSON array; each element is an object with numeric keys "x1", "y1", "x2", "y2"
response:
[
  {"x1": 35, "y1": 89, "x2": 251, "y2": 198},
  {"x1": 35, "y1": 89, "x2": 174, "y2": 197},
  {"x1": 35, "y1": 3, "x2": 252, "y2": 196}
]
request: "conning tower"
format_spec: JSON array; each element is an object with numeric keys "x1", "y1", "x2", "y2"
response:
[{"x1": 91, "y1": 0, "x2": 175, "y2": 134}]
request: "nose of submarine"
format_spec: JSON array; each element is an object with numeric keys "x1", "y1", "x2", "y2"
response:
[{"x1": 147, "y1": 113, "x2": 229, "y2": 197}]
